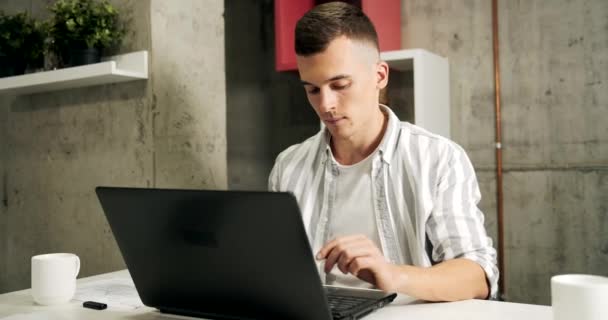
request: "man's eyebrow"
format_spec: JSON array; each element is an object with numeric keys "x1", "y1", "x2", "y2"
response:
[{"x1": 301, "y1": 74, "x2": 352, "y2": 86}]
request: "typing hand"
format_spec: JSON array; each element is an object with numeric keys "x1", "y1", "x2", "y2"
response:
[{"x1": 316, "y1": 234, "x2": 398, "y2": 292}]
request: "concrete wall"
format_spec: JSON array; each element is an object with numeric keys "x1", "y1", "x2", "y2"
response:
[
  {"x1": 150, "y1": 0, "x2": 227, "y2": 188},
  {"x1": 403, "y1": 0, "x2": 608, "y2": 304},
  {"x1": 0, "y1": 0, "x2": 226, "y2": 293}
]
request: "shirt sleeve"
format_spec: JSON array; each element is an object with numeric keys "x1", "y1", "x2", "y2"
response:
[
  {"x1": 268, "y1": 161, "x2": 280, "y2": 192},
  {"x1": 425, "y1": 144, "x2": 499, "y2": 298}
]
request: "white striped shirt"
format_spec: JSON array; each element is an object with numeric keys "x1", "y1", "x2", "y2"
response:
[{"x1": 269, "y1": 105, "x2": 499, "y2": 297}]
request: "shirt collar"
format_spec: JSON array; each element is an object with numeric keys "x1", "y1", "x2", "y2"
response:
[
  {"x1": 377, "y1": 104, "x2": 402, "y2": 165},
  {"x1": 321, "y1": 104, "x2": 402, "y2": 165}
]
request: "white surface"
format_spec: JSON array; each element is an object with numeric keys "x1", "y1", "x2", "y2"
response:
[
  {"x1": 381, "y1": 49, "x2": 451, "y2": 138},
  {"x1": 0, "y1": 269, "x2": 551, "y2": 320},
  {"x1": 0, "y1": 51, "x2": 148, "y2": 95},
  {"x1": 551, "y1": 274, "x2": 608, "y2": 320},
  {"x1": 31, "y1": 254, "x2": 80, "y2": 306},
  {"x1": 72, "y1": 278, "x2": 144, "y2": 311}
]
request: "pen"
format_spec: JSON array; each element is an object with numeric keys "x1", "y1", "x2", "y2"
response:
[{"x1": 83, "y1": 301, "x2": 107, "y2": 310}]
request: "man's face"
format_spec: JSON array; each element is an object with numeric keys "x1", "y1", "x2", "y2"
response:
[{"x1": 296, "y1": 36, "x2": 388, "y2": 141}]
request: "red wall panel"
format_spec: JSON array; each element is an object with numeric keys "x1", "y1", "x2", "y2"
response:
[
  {"x1": 275, "y1": 0, "x2": 401, "y2": 71},
  {"x1": 362, "y1": 0, "x2": 401, "y2": 52},
  {"x1": 274, "y1": 0, "x2": 315, "y2": 71}
]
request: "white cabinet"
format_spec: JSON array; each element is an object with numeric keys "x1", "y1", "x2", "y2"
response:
[{"x1": 381, "y1": 49, "x2": 450, "y2": 138}]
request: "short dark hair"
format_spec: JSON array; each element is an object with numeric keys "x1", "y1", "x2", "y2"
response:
[{"x1": 295, "y1": 2, "x2": 379, "y2": 56}]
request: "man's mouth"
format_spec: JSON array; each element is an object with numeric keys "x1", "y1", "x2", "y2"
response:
[{"x1": 324, "y1": 117, "x2": 345, "y2": 125}]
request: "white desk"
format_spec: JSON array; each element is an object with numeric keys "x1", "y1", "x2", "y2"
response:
[{"x1": 0, "y1": 270, "x2": 552, "y2": 320}]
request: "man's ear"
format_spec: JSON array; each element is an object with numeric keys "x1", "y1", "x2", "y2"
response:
[{"x1": 376, "y1": 61, "x2": 389, "y2": 90}]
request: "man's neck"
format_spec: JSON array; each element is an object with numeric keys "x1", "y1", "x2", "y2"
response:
[{"x1": 331, "y1": 107, "x2": 388, "y2": 165}]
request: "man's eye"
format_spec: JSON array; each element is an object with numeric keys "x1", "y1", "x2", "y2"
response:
[
  {"x1": 332, "y1": 83, "x2": 351, "y2": 90},
  {"x1": 307, "y1": 87, "x2": 320, "y2": 94}
]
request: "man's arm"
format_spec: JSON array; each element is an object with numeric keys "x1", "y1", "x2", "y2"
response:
[
  {"x1": 389, "y1": 258, "x2": 489, "y2": 301},
  {"x1": 425, "y1": 143, "x2": 499, "y2": 298},
  {"x1": 317, "y1": 235, "x2": 489, "y2": 301}
]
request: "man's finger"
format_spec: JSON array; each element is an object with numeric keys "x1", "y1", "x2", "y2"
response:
[
  {"x1": 316, "y1": 234, "x2": 365, "y2": 260},
  {"x1": 336, "y1": 246, "x2": 373, "y2": 274},
  {"x1": 324, "y1": 242, "x2": 356, "y2": 273},
  {"x1": 348, "y1": 256, "x2": 377, "y2": 285},
  {"x1": 347, "y1": 256, "x2": 373, "y2": 277}
]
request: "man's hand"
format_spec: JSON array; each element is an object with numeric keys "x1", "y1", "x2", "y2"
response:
[{"x1": 316, "y1": 234, "x2": 400, "y2": 292}]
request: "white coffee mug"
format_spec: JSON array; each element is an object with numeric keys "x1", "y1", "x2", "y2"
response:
[
  {"x1": 31, "y1": 253, "x2": 80, "y2": 305},
  {"x1": 551, "y1": 274, "x2": 608, "y2": 320}
]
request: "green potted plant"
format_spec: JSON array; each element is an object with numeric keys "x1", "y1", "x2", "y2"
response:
[
  {"x1": 0, "y1": 11, "x2": 48, "y2": 77},
  {"x1": 49, "y1": 0, "x2": 125, "y2": 67}
]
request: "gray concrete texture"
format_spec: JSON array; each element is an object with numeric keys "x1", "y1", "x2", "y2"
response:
[
  {"x1": 0, "y1": 0, "x2": 226, "y2": 293},
  {"x1": 402, "y1": 0, "x2": 607, "y2": 304},
  {"x1": 504, "y1": 170, "x2": 607, "y2": 303},
  {"x1": 150, "y1": 0, "x2": 227, "y2": 188}
]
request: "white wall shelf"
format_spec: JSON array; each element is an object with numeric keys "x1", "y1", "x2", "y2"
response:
[
  {"x1": 0, "y1": 50, "x2": 148, "y2": 96},
  {"x1": 381, "y1": 49, "x2": 450, "y2": 138}
]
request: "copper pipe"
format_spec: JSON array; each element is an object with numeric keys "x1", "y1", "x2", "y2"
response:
[{"x1": 491, "y1": 0, "x2": 505, "y2": 297}]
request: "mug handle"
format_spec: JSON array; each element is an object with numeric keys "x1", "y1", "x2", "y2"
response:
[{"x1": 74, "y1": 255, "x2": 81, "y2": 278}]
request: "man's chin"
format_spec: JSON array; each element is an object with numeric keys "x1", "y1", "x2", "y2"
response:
[{"x1": 327, "y1": 127, "x2": 351, "y2": 140}]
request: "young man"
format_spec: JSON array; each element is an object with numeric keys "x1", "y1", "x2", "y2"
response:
[{"x1": 269, "y1": 2, "x2": 498, "y2": 301}]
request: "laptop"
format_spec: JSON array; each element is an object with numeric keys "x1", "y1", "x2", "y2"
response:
[{"x1": 96, "y1": 187, "x2": 397, "y2": 319}]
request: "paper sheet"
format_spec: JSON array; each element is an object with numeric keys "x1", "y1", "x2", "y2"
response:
[{"x1": 72, "y1": 277, "x2": 145, "y2": 310}]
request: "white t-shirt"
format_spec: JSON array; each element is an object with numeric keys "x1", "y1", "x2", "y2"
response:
[{"x1": 325, "y1": 149, "x2": 383, "y2": 288}]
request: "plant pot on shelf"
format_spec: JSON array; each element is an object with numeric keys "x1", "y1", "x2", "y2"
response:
[
  {"x1": 0, "y1": 52, "x2": 27, "y2": 77},
  {"x1": 65, "y1": 46, "x2": 101, "y2": 67}
]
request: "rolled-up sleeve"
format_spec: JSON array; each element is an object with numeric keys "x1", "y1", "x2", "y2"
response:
[{"x1": 426, "y1": 145, "x2": 499, "y2": 298}]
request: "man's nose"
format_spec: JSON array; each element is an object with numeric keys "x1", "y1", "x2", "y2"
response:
[{"x1": 318, "y1": 89, "x2": 337, "y2": 113}]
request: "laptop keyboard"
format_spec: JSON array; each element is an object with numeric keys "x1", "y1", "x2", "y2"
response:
[{"x1": 327, "y1": 294, "x2": 373, "y2": 317}]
